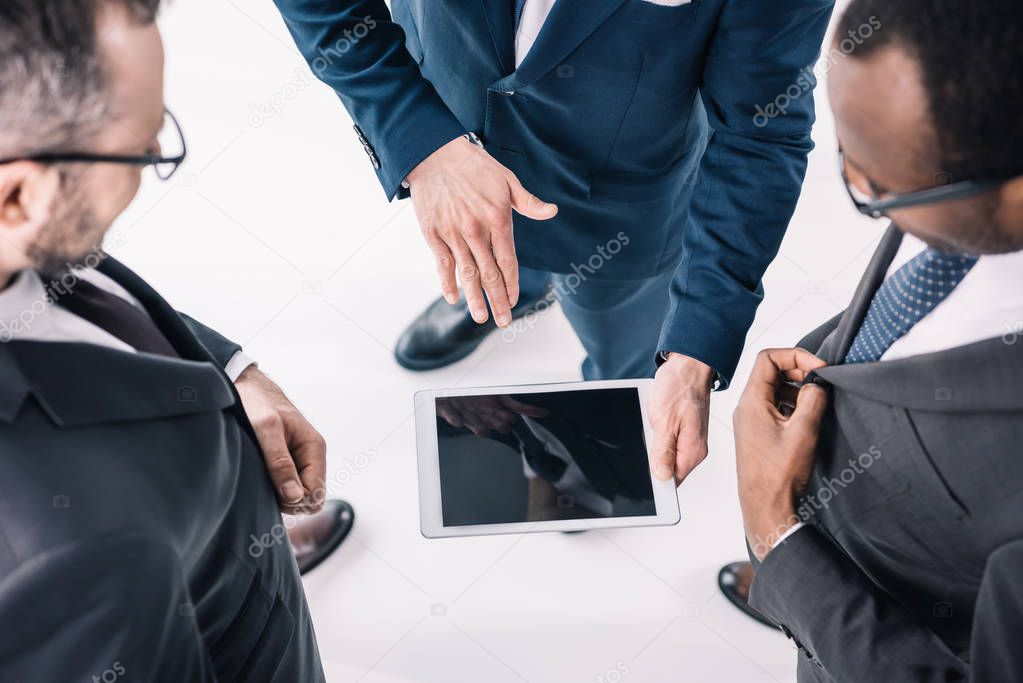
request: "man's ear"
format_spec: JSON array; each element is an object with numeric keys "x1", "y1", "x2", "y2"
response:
[{"x1": 0, "y1": 162, "x2": 60, "y2": 257}]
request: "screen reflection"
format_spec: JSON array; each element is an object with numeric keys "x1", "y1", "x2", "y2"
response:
[{"x1": 436, "y1": 388, "x2": 656, "y2": 527}]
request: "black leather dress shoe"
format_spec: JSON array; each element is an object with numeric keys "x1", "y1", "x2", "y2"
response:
[
  {"x1": 718, "y1": 561, "x2": 779, "y2": 629},
  {"x1": 288, "y1": 499, "x2": 355, "y2": 575},
  {"x1": 394, "y1": 289, "x2": 553, "y2": 371}
]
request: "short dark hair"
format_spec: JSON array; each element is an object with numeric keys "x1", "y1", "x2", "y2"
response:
[
  {"x1": 839, "y1": 0, "x2": 1022, "y2": 182},
  {"x1": 0, "y1": 0, "x2": 161, "y2": 158}
]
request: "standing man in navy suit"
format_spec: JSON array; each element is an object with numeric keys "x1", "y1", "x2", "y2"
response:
[{"x1": 273, "y1": 0, "x2": 834, "y2": 485}]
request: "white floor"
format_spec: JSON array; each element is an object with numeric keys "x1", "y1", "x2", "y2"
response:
[{"x1": 121, "y1": 2, "x2": 880, "y2": 681}]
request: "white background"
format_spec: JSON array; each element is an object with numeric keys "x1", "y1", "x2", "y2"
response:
[{"x1": 123, "y1": 1, "x2": 881, "y2": 681}]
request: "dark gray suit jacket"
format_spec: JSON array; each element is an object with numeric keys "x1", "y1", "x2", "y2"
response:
[
  {"x1": 0, "y1": 258, "x2": 324, "y2": 682},
  {"x1": 748, "y1": 227, "x2": 1023, "y2": 682}
]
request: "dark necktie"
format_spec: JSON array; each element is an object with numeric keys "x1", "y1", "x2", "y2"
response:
[
  {"x1": 514, "y1": 0, "x2": 528, "y2": 29},
  {"x1": 54, "y1": 278, "x2": 180, "y2": 358},
  {"x1": 844, "y1": 248, "x2": 978, "y2": 364}
]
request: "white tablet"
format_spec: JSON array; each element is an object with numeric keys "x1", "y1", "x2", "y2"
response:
[{"x1": 414, "y1": 379, "x2": 680, "y2": 538}]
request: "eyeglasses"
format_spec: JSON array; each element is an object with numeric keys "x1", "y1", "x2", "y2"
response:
[
  {"x1": 839, "y1": 147, "x2": 1009, "y2": 219},
  {"x1": 0, "y1": 108, "x2": 187, "y2": 181}
]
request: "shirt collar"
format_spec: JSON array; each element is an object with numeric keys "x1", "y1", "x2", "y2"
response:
[
  {"x1": 0, "y1": 269, "x2": 133, "y2": 351},
  {"x1": 0, "y1": 270, "x2": 57, "y2": 343}
]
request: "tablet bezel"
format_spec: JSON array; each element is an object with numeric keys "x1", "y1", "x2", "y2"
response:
[{"x1": 414, "y1": 379, "x2": 680, "y2": 539}]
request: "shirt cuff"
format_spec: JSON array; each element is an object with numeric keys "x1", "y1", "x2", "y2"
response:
[
  {"x1": 224, "y1": 351, "x2": 257, "y2": 383},
  {"x1": 771, "y1": 522, "x2": 806, "y2": 550}
]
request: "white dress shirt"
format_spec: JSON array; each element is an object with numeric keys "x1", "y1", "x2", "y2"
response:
[
  {"x1": 775, "y1": 235, "x2": 1023, "y2": 549},
  {"x1": 515, "y1": 0, "x2": 558, "y2": 67},
  {"x1": 881, "y1": 233, "x2": 1023, "y2": 360},
  {"x1": 514, "y1": 0, "x2": 693, "y2": 67},
  {"x1": 0, "y1": 268, "x2": 254, "y2": 382}
]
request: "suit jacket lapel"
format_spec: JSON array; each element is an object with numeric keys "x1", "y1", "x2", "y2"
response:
[
  {"x1": 498, "y1": 0, "x2": 630, "y2": 89},
  {"x1": 815, "y1": 336, "x2": 1023, "y2": 412},
  {"x1": 820, "y1": 225, "x2": 904, "y2": 364},
  {"x1": 97, "y1": 256, "x2": 215, "y2": 364},
  {"x1": 96, "y1": 257, "x2": 261, "y2": 439},
  {"x1": 479, "y1": 0, "x2": 516, "y2": 75},
  {"x1": 0, "y1": 341, "x2": 237, "y2": 427},
  {"x1": 0, "y1": 258, "x2": 236, "y2": 426},
  {"x1": 0, "y1": 343, "x2": 31, "y2": 423},
  {"x1": 810, "y1": 223, "x2": 1023, "y2": 412}
]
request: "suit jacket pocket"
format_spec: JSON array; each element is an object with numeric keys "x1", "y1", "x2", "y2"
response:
[
  {"x1": 210, "y1": 569, "x2": 268, "y2": 682},
  {"x1": 210, "y1": 568, "x2": 295, "y2": 683},
  {"x1": 234, "y1": 594, "x2": 296, "y2": 683}
]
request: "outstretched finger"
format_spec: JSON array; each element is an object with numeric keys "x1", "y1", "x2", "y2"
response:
[
  {"x1": 465, "y1": 230, "x2": 512, "y2": 327},
  {"x1": 428, "y1": 237, "x2": 458, "y2": 305},
  {"x1": 450, "y1": 239, "x2": 489, "y2": 324}
]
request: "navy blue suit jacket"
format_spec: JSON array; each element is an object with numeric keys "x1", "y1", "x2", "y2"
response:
[{"x1": 274, "y1": 0, "x2": 834, "y2": 385}]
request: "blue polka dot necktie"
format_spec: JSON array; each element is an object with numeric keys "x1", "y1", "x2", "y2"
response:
[
  {"x1": 514, "y1": 0, "x2": 528, "y2": 29},
  {"x1": 844, "y1": 248, "x2": 979, "y2": 364}
]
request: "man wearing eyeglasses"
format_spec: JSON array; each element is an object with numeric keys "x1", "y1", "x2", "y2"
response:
[
  {"x1": 718, "y1": 1, "x2": 1023, "y2": 680},
  {"x1": 0, "y1": 2, "x2": 331, "y2": 680}
]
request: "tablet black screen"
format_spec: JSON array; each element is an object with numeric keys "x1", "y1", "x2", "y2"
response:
[{"x1": 436, "y1": 388, "x2": 656, "y2": 527}]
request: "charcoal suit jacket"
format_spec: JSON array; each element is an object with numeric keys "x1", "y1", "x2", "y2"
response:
[
  {"x1": 0, "y1": 258, "x2": 324, "y2": 682},
  {"x1": 749, "y1": 226, "x2": 1023, "y2": 682}
]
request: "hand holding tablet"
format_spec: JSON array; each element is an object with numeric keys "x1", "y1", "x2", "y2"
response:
[{"x1": 415, "y1": 380, "x2": 681, "y2": 538}]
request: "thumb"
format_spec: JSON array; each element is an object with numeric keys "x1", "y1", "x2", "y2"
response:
[
  {"x1": 791, "y1": 384, "x2": 828, "y2": 431},
  {"x1": 508, "y1": 175, "x2": 558, "y2": 221},
  {"x1": 650, "y1": 424, "x2": 677, "y2": 482}
]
